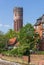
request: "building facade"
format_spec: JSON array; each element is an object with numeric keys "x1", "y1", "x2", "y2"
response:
[
  {"x1": 34, "y1": 15, "x2": 44, "y2": 50},
  {"x1": 13, "y1": 7, "x2": 23, "y2": 31}
]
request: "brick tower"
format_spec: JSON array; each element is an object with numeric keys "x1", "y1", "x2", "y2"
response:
[{"x1": 13, "y1": 7, "x2": 23, "y2": 31}]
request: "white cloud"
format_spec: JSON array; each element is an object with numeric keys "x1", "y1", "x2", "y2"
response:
[
  {"x1": 0, "y1": 23, "x2": 11, "y2": 28},
  {"x1": 4, "y1": 24, "x2": 10, "y2": 27}
]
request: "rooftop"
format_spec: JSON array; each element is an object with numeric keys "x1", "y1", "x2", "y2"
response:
[
  {"x1": 34, "y1": 14, "x2": 44, "y2": 26},
  {"x1": 9, "y1": 37, "x2": 17, "y2": 45}
]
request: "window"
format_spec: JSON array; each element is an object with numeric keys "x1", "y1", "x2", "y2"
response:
[
  {"x1": 34, "y1": 26, "x2": 38, "y2": 29},
  {"x1": 42, "y1": 16, "x2": 44, "y2": 22},
  {"x1": 42, "y1": 24, "x2": 44, "y2": 28},
  {"x1": 42, "y1": 31, "x2": 44, "y2": 37}
]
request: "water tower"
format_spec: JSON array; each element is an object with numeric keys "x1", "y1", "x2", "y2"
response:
[{"x1": 13, "y1": 7, "x2": 23, "y2": 31}]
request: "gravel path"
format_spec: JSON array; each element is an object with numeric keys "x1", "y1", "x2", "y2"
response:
[{"x1": 0, "y1": 59, "x2": 21, "y2": 65}]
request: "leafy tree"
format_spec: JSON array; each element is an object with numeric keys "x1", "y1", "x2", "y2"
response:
[
  {"x1": 0, "y1": 29, "x2": 17, "y2": 51},
  {"x1": 0, "y1": 31, "x2": 6, "y2": 52},
  {"x1": 5, "y1": 29, "x2": 17, "y2": 39},
  {"x1": 16, "y1": 23, "x2": 40, "y2": 56}
]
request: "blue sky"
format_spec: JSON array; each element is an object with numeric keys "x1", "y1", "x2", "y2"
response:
[{"x1": 0, "y1": 0, "x2": 44, "y2": 33}]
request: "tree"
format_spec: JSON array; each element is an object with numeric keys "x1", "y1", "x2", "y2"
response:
[
  {"x1": 17, "y1": 23, "x2": 40, "y2": 56},
  {"x1": 0, "y1": 31, "x2": 6, "y2": 52},
  {"x1": 5, "y1": 29, "x2": 17, "y2": 39},
  {"x1": 0, "y1": 29, "x2": 17, "y2": 51}
]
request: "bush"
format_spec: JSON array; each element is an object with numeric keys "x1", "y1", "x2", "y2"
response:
[
  {"x1": 10, "y1": 47, "x2": 24, "y2": 57},
  {"x1": 10, "y1": 48, "x2": 18, "y2": 56},
  {"x1": 35, "y1": 51, "x2": 44, "y2": 55},
  {"x1": 0, "y1": 49, "x2": 3, "y2": 53}
]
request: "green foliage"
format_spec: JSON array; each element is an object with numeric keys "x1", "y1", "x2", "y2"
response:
[
  {"x1": 9, "y1": 23, "x2": 40, "y2": 57},
  {"x1": 0, "y1": 24, "x2": 40, "y2": 57},
  {"x1": 35, "y1": 51, "x2": 44, "y2": 55},
  {"x1": 0, "y1": 29, "x2": 18, "y2": 53},
  {"x1": 5, "y1": 29, "x2": 17, "y2": 39},
  {"x1": 19, "y1": 23, "x2": 35, "y2": 49},
  {"x1": 10, "y1": 48, "x2": 18, "y2": 56},
  {"x1": 0, "y1": 31, "x2": 6, "y2": 49},
  {"x1": 0, "y1": 43, "x2": 5, "y2": 48},
  {"x1": 17, "y1": 23, "x2": 40, "y2": 56}
]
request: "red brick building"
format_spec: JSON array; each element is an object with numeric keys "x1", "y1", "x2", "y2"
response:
[{"x1": 34, "y1": 15, "x2": 44, "y2": 50}]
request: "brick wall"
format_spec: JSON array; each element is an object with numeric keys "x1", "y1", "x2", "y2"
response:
[
  {"x1": 22, "y1": 56, "x2": 30, "y2": 63},
  {"x1": 30, "y1": 54, "x2": 44, "y2": 64}
]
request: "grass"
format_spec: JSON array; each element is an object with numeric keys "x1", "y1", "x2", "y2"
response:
[{"x1": 35, "y1": 51, "x2": 44, "y2": 55}]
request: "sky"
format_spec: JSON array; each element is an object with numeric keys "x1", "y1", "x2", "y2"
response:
[{"x1": 0, "y1": 0, "x2": 44, "y2": 33}]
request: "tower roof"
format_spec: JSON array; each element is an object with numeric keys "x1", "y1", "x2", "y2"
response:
[{"x1": 13, "y1": 7, "x2": 23, "y2": 12}]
